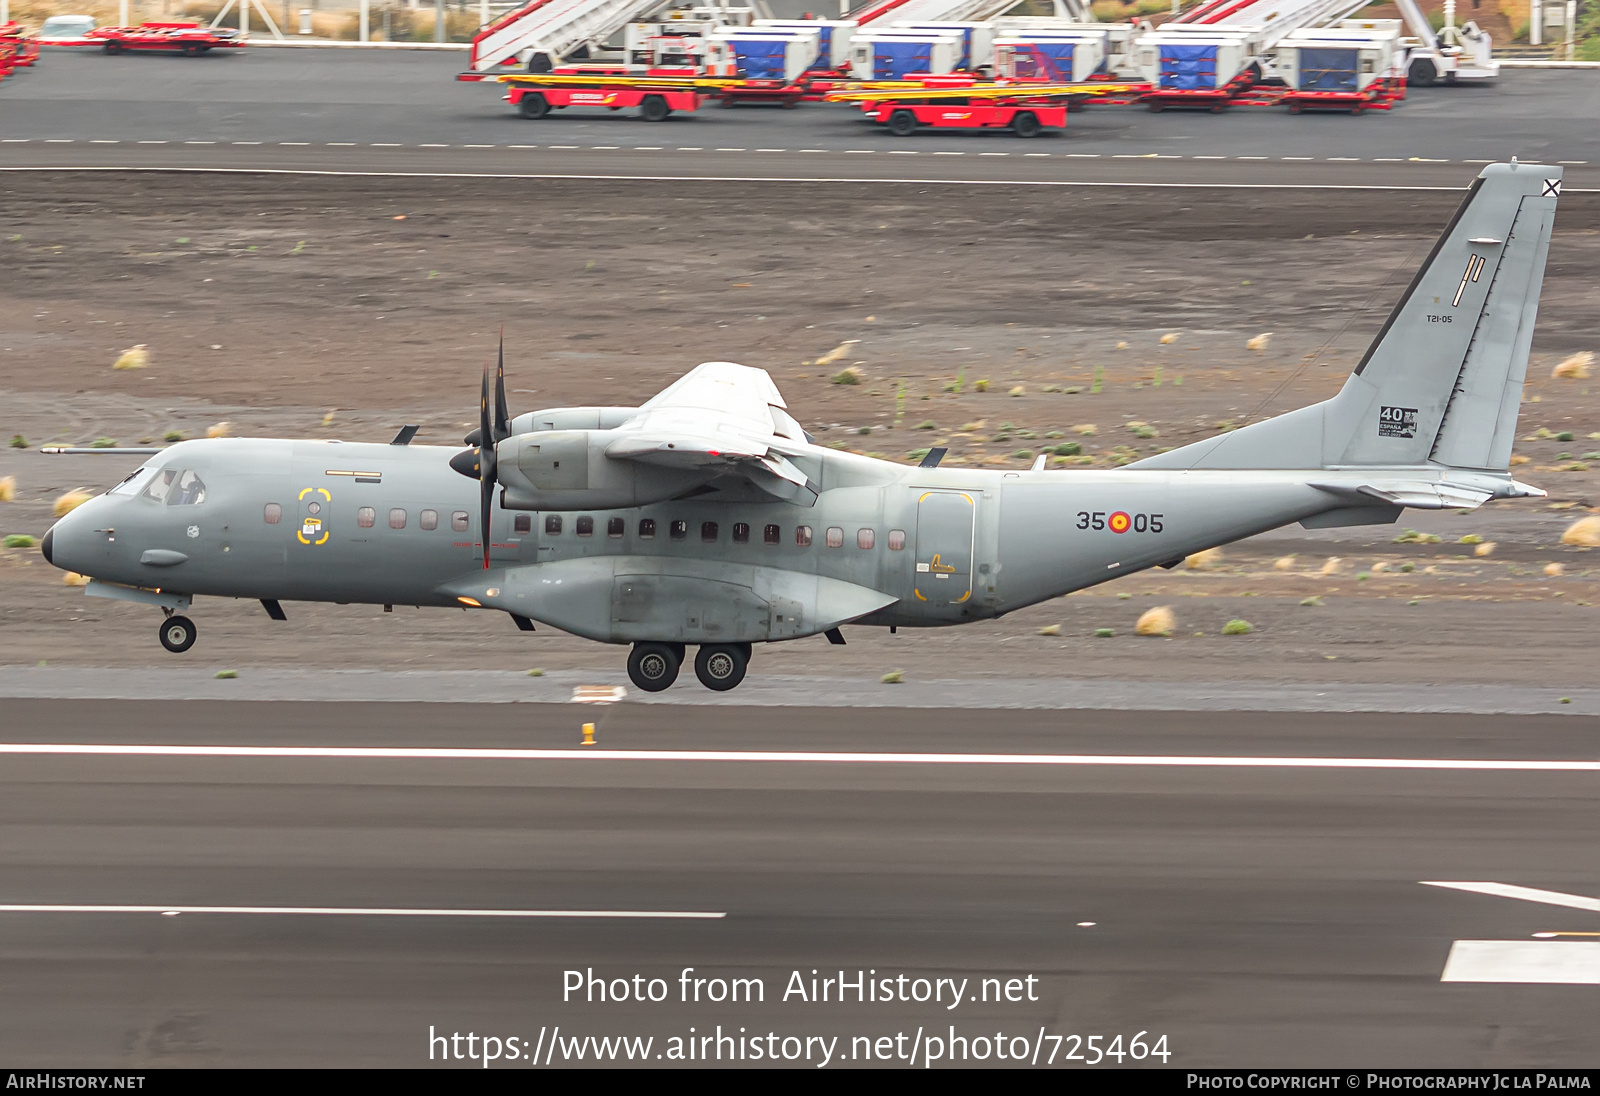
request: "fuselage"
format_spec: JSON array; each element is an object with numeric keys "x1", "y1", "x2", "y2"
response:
[{"x1": 46, "y1": 436, "x2": 1348, "y2": 643}]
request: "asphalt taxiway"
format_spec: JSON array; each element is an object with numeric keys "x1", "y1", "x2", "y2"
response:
[
  {"x1": 0, "y1": 699, "x2": 1596, "y2": 1067},
  {"x1": 2, "y1": 49, "x2": 1598, "y2": 187}
]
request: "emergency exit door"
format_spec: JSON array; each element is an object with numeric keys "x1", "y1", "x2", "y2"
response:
[{"x1": 913, "y1": 491, "x2": 974, "y2": 604}]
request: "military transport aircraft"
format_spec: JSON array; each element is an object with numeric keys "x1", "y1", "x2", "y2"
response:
[{"x1": 41, "y1": 162, "x2": 1559, "y2": 692}]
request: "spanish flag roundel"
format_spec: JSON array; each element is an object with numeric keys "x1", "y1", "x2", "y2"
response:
[{"x1": 1108, "y1": 511, "x2": 1132, "y2": 534}]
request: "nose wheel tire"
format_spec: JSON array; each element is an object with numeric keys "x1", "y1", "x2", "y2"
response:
[
  {"x1": 694, "y1": 643, "x2": 748, "y2": 692},
  {"x1": 628, "y1": 642, "x2": 680, "y2": 692},
  {"x1": 159, "y1": 615, "x2": 197, "y2": 654}
]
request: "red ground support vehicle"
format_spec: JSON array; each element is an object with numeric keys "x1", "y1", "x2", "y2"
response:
[
  {"x1": 0, "y1": 22, "x2": 41, "y2": 75},
  {"x1": 85, "y1": 22, "x2": 245, "y2": 56},
  {"x1": 865, "y1": 97, "x2": 1065, "y2": 137},
  {"x1": 498, "y1": 66, "x2": 704, "y2": 122}
]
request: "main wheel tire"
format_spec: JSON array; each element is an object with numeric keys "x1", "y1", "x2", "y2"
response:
[
  {"x1": 628, "y1": 642, "x2": 680, "y2": 692},
  {"x1": 159, "y1": 615, "x2": 197, "y2": 654},
  {"x1": 1011, "y1": 111, "x2": 1041, "y2": 138},
  {"x1": 103, "y1": 42, "x2": 122, "y2": 54},
  {"x1": 1407, "y1": 58, "x2": 1437, "y2": 87},
  {"x1": 518, "y1": 92, "x2": 550, "y2": 119},
  {"x1": 184, "y1": 44, "x2": 202, "y2": 56},
  {"x1": 640, "y1": 95, "x2": 670, "y2": 122},
  {"x1": 887, "y1": 109, "x2": 917, "y2": 137},
  {"x1": 694, "y1": 643, "x2": 748, "y2": 692}
]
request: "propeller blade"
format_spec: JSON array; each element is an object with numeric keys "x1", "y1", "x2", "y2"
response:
[
  {"x1": 494, "y1": 329, "x2": 511, "y2": 442},
  {"x1": 478, "y1": 364, "x2": 498, "y2": 570},
  {"x1": 481, "y1": 475, "x2": 494, "y2": 571}
]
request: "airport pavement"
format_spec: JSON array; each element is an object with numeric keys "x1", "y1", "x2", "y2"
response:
[
  {"x1": 0, "y1": 700, "x2": 1596, "y2": 1067},
  {"x1": 1, "y1": 49, "x2": 1598, "y2": 186}
]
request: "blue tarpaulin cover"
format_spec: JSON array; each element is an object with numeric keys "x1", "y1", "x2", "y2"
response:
[
  {"x1": 1297, "y1": 47, "x2": 1358, "y2": 91},
  {"x1": 1012, "y1": 41, "x2": 1076, "y2": 81},
  {"x1": 807, "y1": 26, "x2": 833, "y2": 71},
  {"x1": 1159, "y1": 43, "x2": 1218, "y2": 90},
  {"x1": 873, "y1": 39, "x2": 934, "y2": 79},
  {"x1": 732, "y1": 38, "x2": 790, "y2": 81}
]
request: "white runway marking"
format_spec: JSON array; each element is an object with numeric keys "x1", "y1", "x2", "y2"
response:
[
  {"x1": 2, "y1": 743, "x2": 1597, "y2": 770},
  {"x1": 7, "y1": 167, "x2": 1575, "y2": 194},
  {"x1": 1441, "y1": 941, "x2": 1600, "y2": 983},
  {"x1": 1422, "y1": 881, "x2": 1600, "y2": 913},
  {"x1": 0, "y1": 904, "x2": 724, "y2": 920}
]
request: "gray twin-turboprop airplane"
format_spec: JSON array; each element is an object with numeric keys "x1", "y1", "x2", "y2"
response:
[{"x1": 42, "y1": 161, "x2": 1560, "y2": 692}]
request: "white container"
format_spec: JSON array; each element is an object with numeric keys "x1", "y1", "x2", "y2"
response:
[
  {"x1": 1275, "y1": 27, "x2": 1399, "y2": 91},
  {"x1": 993, "y1": 18, "x2": 1140, "y2": 76},
  {"x1": 890, "y1": 21, "x2": 995, "y2": 71},
  {"x1": 994, "y1": 32, "x2": 1106, "y2": 81},
  {"x1": 754, "y1": 18, "x2": 857, "y2": 70},
  {"x1": 708, "y1": 27, "x2": 821, "y2": 81},
  {"x1": 1133, "y1": 34, "x2": 1252, "y2": 90},
  {"x1": 848, "y1": 32, "x2": 963, "y2": 79}
]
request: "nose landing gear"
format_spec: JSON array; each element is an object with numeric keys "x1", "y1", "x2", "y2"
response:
[{"x1": 158, "y1": 613, "x2": 197, "y2": 654}]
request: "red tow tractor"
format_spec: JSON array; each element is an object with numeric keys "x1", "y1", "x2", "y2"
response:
[
  {"x1": 0, "y1": 21, "x2": 41, "y2": 78},
  {"x1": 84, "y1": 22, "x2": 246, "y2": 56}
]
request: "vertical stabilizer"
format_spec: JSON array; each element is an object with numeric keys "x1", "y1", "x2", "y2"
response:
[{"x1": 1133, "y1": 163, "x2": 1561, "y2": 473}]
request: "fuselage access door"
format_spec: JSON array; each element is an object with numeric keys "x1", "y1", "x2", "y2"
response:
[{"x1": 912, "y1": 490, "x2": 975, "y2": 605}]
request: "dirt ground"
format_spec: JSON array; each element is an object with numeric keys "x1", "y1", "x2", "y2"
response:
[{"x1": 2, "y1": 173, "x2": 1598, "y2": 686}]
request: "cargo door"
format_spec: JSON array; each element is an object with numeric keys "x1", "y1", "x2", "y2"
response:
[{"x1": 913, "y1": 491, "x2": 974, "y2": 605}]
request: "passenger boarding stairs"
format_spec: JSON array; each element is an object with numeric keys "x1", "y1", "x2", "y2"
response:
[
  {"x1": 467, "y1": 0, "x2": 669, "y2": 72},
  {"x1": 1171, "y1": 0, "x2": 1376, "y2": 49},
  {"x1": 849, "y1": 0, "x2": 1094, "y2": 29}
]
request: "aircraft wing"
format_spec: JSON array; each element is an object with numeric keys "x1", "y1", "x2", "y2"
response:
[{"x1": 604, "y1": 362, "x2": 817, "y2": 503}]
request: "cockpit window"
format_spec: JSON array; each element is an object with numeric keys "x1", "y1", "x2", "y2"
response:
[
  {"x1": 141, "y1": 468, "x2": 178, "y2": 503},
  {"x1": 168, "y1": 470, "x2": 207, "y2": 506},
  {"x1": 143, "y1": 468, "x2": 206, "y2": 505},
  {"x1": 109, "y1": 464, "x2": 158, "y2": 497}
]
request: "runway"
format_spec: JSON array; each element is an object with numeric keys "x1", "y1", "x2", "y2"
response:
[
  {"x1": 2, "y1": 49, "x2": 1598, "y2": 187},
  {"x1": 1, "y1": 700, "x2": 1596, "y2": 1067}
]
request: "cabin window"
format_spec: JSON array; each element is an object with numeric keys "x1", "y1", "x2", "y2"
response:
[
  {"x1": 732, "y1": 522, "x2": 750, "y2": 544},
  {"x1": 389, "y1": 508, "x2": 407, "y2": 530},
  {"x1": 608, "y1": 517, "x2": 625, "y2": 538},
  {"x1": 263, "y1": 503, "x2": 282, "y2": 525},
  {"x1": 764, "y1": 524, "x2": 780, "y2": 545},
  {"x1": 701, "y1": 521, "x2": 719, "y2": 543},
  {"x1": 670, "y1": 520, "x2": 687, "y2": 541},
  {"x1": 857, "y1": 528, "x2": 875, "y2": 550},
  {"x1": 545, "y1": 515, "x2": 562, "y2": 536},
  {"x1": 420, "y1": 509, "x2": 438, "y2": 531},
  {"x1": 639, "y1": 518, "x2": 656, "y2": 539},
  {"x1": 357, "y1": 506, "x2": 375, "y2": 529},
  {"x1": 576, "y1": 516, "x2": 594, "y2": 537},
  {"x1": 888, "y1": 529, "x2": 906, "y2": 551},
  {"x1": 452, "y1": 511, "x2": 469, "y2": 532},
  {"x1": 514, "y1": 514, "x2": 532, "y2": 534},
  {"x1": 825, "y1": 527, "x2": 844, "y2": 549},
  {"x1": 796, "y1": 525, "x2": 813, "y2": 548}
]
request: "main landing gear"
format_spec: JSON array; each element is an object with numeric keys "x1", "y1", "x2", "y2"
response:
[
  {"x1": 627, "y1": 642, "x2": 751, "y2": 692},
  {"x1": 158, "y1": 613, "x2": 197, "y2": 654}
]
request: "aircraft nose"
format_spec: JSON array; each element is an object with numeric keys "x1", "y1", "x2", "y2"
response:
[{"x1": 40, "y1": 527, "x2": 53, "y2": 565}]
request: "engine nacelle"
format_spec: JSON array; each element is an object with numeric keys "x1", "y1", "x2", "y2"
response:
[
  {"x1": 495, "y1": 429, "x2": 712, "y2": 511},
  {"x1": 509, "y1": 406, "x2": 639, "y2": 434}
]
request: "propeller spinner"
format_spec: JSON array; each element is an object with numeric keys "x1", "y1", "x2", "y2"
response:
[{"x1": 448, "y1": 334, "x2": 513, "y2": 569}]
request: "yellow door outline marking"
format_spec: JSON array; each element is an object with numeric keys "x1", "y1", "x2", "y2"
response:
[{"x1": 297, "y1": 487, "x2": 332, "y2": 545}]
